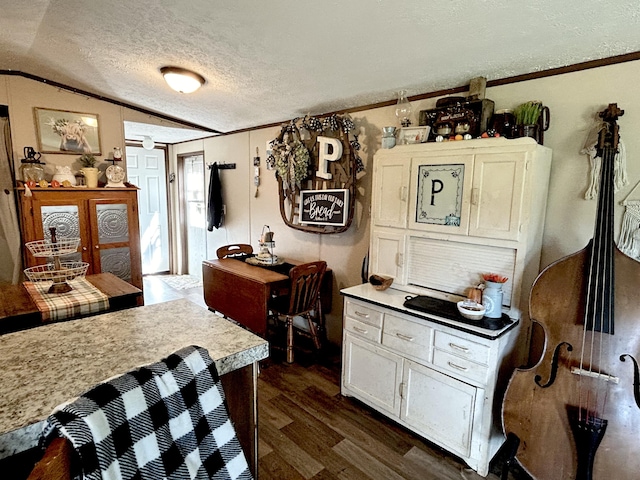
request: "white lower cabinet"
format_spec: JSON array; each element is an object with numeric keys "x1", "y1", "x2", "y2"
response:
[
  {"x1": 344, "y1": 332, "x2": 478, "y2": 458},
  {"x1": 401, "y1": 359, "x2": 479, "y2": 458},
  {"x1": 343, "y1": 333, "x2": 402, "y2": 416},
  {"x1": 342, "y1": 292, "x2": 518, "y2": 477}
]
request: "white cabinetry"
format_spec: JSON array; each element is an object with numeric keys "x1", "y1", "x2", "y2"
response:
[
  {"x1": 370, "y1": 137, "x2": 552, "y2": 319},
  {"x1": 342, "y1": 138, "x2": 552, "y2": 476},
  {"x1": 341, "y1": 290, "x2": 519, "y2": 476},
  {"x1": 372, "y1": 156, "x2": 411, "y2": 228},
  {"x1": 468, "y1": 152, "x2": 527, "y2": 240}
]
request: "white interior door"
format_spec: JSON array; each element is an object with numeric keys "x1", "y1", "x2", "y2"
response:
[
  {"x1": 183, "y1": 154, "x2": 207, "y2": 279},
  {"x1": 125, "y1": 146, "x2": 170, "y2": 274}
]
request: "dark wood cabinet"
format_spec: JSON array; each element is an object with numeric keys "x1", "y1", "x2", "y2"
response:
[{"x1": 18, "y1": 187, "x2": 143, "y2": 292}]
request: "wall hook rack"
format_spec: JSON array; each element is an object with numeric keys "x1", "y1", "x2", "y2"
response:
[{"x1": 207, "y1": 162, "x2": 236, "y2": 170}]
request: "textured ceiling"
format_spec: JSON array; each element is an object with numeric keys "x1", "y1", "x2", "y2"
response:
[{"x1": 1, "y1": 1, "x2": 640, "y2": 143}]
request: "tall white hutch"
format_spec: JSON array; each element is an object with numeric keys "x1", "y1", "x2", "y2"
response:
[{"x1": 341, "y1": 137, "x2": 552, "y2": 476}]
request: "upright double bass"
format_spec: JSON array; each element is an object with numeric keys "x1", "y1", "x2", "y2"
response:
[{"x1": 502, "y1": 104, "x2": 640, "y2": 480}]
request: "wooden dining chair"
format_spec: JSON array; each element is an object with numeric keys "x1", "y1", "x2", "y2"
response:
[
  {"x1": 267, "y1": 261, "x2": 327, "y2": 363},
  {"x1": 216, "y1": 243, "x2": 253, "y2": 259}
]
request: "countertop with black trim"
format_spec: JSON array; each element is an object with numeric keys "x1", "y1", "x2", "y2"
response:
[{"x1": 341, "y1": 283, "x2": 519, "y2": 340}]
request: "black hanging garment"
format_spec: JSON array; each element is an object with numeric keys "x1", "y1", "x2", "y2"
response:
[{"x1": 207, "y1": 162, "x2": 223, "y2": 230}]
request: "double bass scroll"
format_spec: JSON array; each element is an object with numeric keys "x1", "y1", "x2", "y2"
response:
[{"x1": 502, "y1": 104, "x2": 640, "y2": 480}]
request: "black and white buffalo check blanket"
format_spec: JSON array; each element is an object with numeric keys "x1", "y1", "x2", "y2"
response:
[{"x1": 42, "y1": 345, "x2": 252, "y2": 480}]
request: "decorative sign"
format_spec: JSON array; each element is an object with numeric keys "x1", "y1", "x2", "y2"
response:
[
  {"x1": 299, "y1": 189, "x2": 349, "y2": 226},
  {"x1": 415, "y1": 164, "x2": 464, "y2": 226},
  {"x1": 316, "y1": 136, "x2": 343, "y2": 179},
  {"x1": 269, "y1": 113, "x2": 360, "y2": 234}
]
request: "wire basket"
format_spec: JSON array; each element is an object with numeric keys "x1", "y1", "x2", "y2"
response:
[
  {"x1": 23, "y1": 262, "x2": 89, "y2": 283},
  {"x1": 26, "y1": 238, "x2": 80, "y2": 257}
]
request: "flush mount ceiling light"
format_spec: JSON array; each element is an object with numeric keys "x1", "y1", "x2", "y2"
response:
[
  {"x1": 142, "y1": 135, "x2": 155, "y2": 150},
  {"x1": 160, "y1": 66, "x2": 205, "y2": 94}
]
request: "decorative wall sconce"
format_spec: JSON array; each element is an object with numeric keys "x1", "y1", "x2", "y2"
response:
[{"x1": 160, "y1": 66, "x2": 205, "y2": 93}]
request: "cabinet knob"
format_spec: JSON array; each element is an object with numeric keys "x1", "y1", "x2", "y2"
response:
[
  {"x1": 94, "y1": 245, "x2": 100, "y2": 249},
  {"x1": 82, "y1": 246, "x2": 87, "y2": 251}
]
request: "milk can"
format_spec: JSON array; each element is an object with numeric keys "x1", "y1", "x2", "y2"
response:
[{"x1": 482, "y1": 281, "x2": 504, "y2": 318}]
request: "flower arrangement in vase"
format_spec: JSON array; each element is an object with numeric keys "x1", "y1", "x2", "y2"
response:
[{"x1": 481, "y1": 273, "x2": 509, "y2": 319}]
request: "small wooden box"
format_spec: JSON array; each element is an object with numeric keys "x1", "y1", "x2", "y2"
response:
[{"x1": 419, "y1": 99, "x2": 494, "y2": 141}]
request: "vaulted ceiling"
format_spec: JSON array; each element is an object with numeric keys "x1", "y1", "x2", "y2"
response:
[{"x1": 1, "y1": 1, "x2": 639, "y2": 143}]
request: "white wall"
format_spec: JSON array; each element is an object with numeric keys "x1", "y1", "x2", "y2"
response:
[
  {"x1": 3, "y1": 76, "x2": 125, "y2": 176},
  {"x1": 4, "y1": 60, "x2": 640, "y2": 345},
  {"x1": 176, "y1": 60, "x2": 640, "y2": 344}
]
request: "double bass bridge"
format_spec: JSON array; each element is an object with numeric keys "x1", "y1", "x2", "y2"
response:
[{"x1": 570, "y1": 367, "x2": 619, "y2": 384}]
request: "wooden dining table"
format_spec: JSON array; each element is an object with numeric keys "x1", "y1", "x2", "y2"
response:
[
  {"x1": 202, "y1": 257, "x2": 332, "y2": 337},
  {"x1": 0, "y1": 272, "x2": 142, "y2": 335}
]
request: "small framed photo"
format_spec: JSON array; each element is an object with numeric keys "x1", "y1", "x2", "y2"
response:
[
  {"x1": 34, "y1": 108, "x2": 102, "y2": 155},
  {"x1": 398, "y1": 126, "x2": 430, "y2": 145}
]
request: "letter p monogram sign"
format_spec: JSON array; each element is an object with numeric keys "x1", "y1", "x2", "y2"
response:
[{"x1": 316, "y1": 136, "x2": 343, "y2": 179}]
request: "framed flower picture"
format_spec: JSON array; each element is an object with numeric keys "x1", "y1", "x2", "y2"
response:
[{"x1": 34, "y1": 108, "x2": 102, "y2": 155}]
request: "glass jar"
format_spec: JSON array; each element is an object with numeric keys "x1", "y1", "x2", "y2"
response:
[
  {"x1": 20, "y1": 159, "x2": 45, "y2": 182},
  {"x1": 381, "y1": 126, "x2": 396, "y2": 149},
  {"x1": 492, "y1": 109, "x2": 516, "y2": 138}
]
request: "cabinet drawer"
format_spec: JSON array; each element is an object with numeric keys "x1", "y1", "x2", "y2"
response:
[
  {"x1": 434, "y1": 331, "x2": 490, "y2": 365},
  {"x1": 433, "y1": 350, "x2": 489, "y2": 384},
  {"x1": 345, "y1": 300, "x2": 384, "y2": 328},
  {"x1": 382, "y1": 314, "x2": 432, "y2": 362},
  {"x1": 344, "y1": 316, "x2": 381, "y2": 343}
]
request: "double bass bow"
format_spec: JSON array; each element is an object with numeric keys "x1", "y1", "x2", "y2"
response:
[{"x1": 502, "y1": 104, "x2": 640, "y2": 480}]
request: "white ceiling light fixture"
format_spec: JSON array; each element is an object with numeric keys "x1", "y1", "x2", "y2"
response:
[
  {"x1": 142, "y1": 136, "x2": 155, "y2": 150},
  {"x1": 160, "y1": 66, "x2": 205, "y2": 94}
]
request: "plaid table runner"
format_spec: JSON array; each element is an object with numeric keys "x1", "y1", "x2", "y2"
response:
[
  {"x1": 23, "y1": 278, "x2": 110, "y2": 322},
  {"x1": 43, "y1": 345, "x2": 252, "y2": 480}
]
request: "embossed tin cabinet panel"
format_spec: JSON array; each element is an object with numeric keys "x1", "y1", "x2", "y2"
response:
[{"x1": 19, "y1": 189, "x2": 142, "y2": 291}]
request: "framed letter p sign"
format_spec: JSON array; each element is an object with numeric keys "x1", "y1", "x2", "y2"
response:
[{"x1": 415, "y1": 163, "x2": 465, "y2": 226}]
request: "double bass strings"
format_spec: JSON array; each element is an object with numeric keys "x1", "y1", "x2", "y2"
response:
[{"x1": 580, "y1": 126, "x2": 618, "y2": 424}]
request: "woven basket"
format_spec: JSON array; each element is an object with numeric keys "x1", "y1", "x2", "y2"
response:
[{"x1": 369, "y1": 274, "x2": 393, "y2": 291}]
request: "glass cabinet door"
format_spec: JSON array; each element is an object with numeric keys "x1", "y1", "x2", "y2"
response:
[
  {"x1": 94, "y1": 202, "x2": 132, "y2": 282},
  {"x1": 34, "y1": 200, "x2": 90, "y2": 267},
  {"x1": 408, "y1": 155, "x2": 474, "y2": 235},
  {"x1": 21, "y1": 189, "x2": 143, "y2": 291},
  {"x1": 89, "y1": 198, "x2": 140, "y2": 285}
]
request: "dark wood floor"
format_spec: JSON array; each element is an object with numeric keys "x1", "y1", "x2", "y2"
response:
[{"x1": 143, "y1": 276, "x2": 524, "y2": 480}]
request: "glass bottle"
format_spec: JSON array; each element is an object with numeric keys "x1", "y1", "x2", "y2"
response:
[
  {"x1": 20, "y1": 158, "x2": 45, "y2": 182},
  {"x1": 395, "y1": 90, "x2": 412, "y2": 127}
]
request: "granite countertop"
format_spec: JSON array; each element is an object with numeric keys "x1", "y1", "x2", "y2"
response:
[{"x1": 0, "y1": 299, "x2": 268, "y2": 458}]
